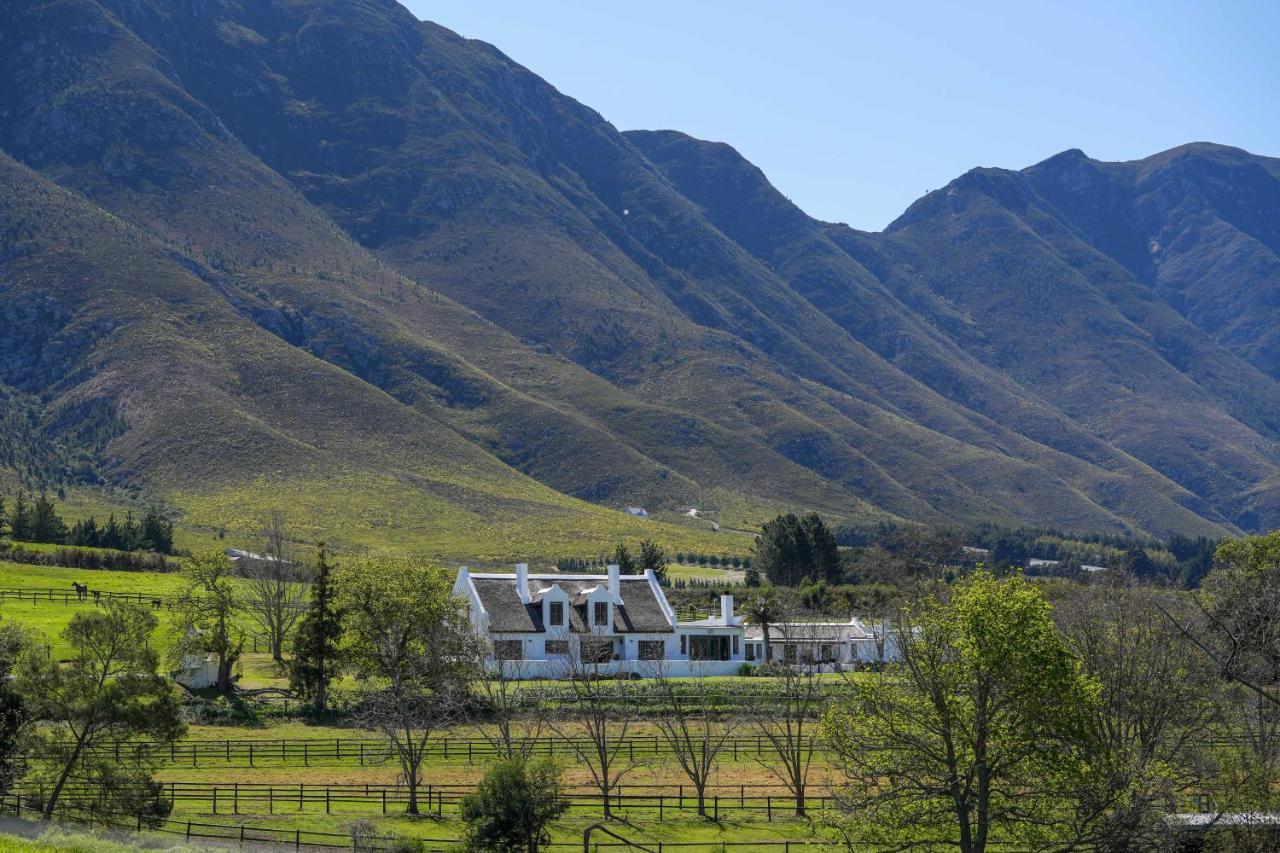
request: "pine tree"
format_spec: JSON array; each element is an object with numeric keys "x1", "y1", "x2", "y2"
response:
[
  {"x1": 289, "y1": 544, "x2": 342, "y2": 711},
  {"x1": 102, "y1": 514, "x2": 123, "y2": 550},
  {"x1": 638, "y1": 539, "x2": 668, "y2": 585},
  {"x1": 30, "y1": 493, "x2": 68, "y2": 544},
  {"x1": 0, "y1": 498, "x2": 6, "y2": 539},
  {"x1": 8, "y1": 493, "x2": 31, "y2": 542},
  {"x1": 613, "y1": 542, "x2": 638, "y2": 574},
  {"x1": 69, "y1": 517, "x2": 101, "y2": 548},
  {"x1": 140, "y1": 506, "x2": 174, "y2": 554}
]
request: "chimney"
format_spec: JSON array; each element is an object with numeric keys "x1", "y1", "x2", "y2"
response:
[
  {"x1": 720, "y1": 594, "x2": 735, "y2": 624},
  {"x1": 607, "y1": 563, "x2": 620, "y2": 599},
  {"x1": 515, "y1": 563, "x2": 530, "y2": 603}
]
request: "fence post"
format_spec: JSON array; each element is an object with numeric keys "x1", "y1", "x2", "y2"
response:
[
  {"x1": 234, "y1": 782, "x2": 239, "y2": 814},
  {"x1": 185, "y1": 821, "x2": 191, "y2": 840},
  {"x1": 326, "y1": 786, "x2": 331, "y2": 814}
]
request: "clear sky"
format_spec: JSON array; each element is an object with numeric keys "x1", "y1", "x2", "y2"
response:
[{"x1": 402, "y1": 1, "x2": 1280, "y2": 231}]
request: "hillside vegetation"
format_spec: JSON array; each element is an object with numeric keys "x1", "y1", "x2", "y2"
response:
[{"x1": 2, "y1": 0, "x2": 1279, "y2": 551}]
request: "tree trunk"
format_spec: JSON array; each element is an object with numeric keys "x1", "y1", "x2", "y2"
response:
[
  {"x1": 42, "y1": 737, "x2": 87, "y2": 819},
  {"x1": 406, "y1": 772, "x2": 419, "y2": 815},
  {"x1": 216, "y1": 656, "x2": 235, "y2": 694},
  {"x1": 271, "y1": 631, "x2": 283, "y2": 663}
]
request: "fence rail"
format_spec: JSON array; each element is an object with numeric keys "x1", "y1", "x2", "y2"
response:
[
  {"x1": 32, "y1": 733, "x2": 824, "y2": 767},
  {"x1": 0, "y1": 586, "x2": 165, "y2": 607},
  {"x1": 23, "y1": 779, "x2": 831, "y2": 821}
]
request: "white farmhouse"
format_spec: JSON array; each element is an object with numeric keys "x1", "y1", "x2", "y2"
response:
[
  {"x1": 453, "y1": 564, "x2": 747, "y2": 677},
  {"x1": 743, "y1": 618, "x2": 879, "y2": 670}
]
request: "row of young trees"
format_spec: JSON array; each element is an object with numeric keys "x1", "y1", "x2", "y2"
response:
[{"x1": 0, "y1": 492, "x2": 175, "y2": 554}]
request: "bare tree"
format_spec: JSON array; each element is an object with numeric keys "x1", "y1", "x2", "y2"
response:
[
  {"x1": 171, "y1": 551, "x2": 247, "y2": 693},
  {"x1": 544, "y1": 657, "x2": 638, "y2": 819},
  {"x1": 1054, "y1": 585, "x2": 1218, "y2": 849},
  {"x1": 648, "y1": 661, "x2": 740, "y2": 817},
  {"x1": 471, "y1": 659, "x2": 548, "y2": 760},
  {"x1": 238, "y1": 512, "x2": 310, "y2": 663},
  {"x1": 750, "y1": 622, "x2": 825, "y2": 817}
]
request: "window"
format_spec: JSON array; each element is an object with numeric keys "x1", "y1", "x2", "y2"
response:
[
  {"x1": 494, "y1": 640, "x2": 522, "y2": 661},
  {"x1": 638, "y1": 640, "x2": 665, "y2": 660},
  {"x1": 820, "y1": 644, "x2": 833, "y2": 662},
  {"x1": 732, "y1": 635, "x2": 739, "y2": 656},
  {"x1": 581, "y1": 639, "x2": 614, "y2": 664},
  {"x1": 548, "y1": 600, "x2": 564, "y2": 627},
  {"x1": 689, "y1": 635, "x2": 730, "y2": 661},
  {"x1": 545, "y1": 640, "x2": 569, "y2": 656},
  {"x1": 745, "y1": 642, "x2": 755, "y2": 662},
  {"x1": 680, "y1": 635, "x2": 687, "y2": 655},
  {"x1": 593, "y1": 601, "x2": 609, "y2": 627}
]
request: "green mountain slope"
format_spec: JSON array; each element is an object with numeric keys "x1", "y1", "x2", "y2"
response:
[{"x1": 1, "y1": 0, "x2": 1276, "y2": 544}]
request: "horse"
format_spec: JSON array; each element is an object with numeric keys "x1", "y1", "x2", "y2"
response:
[
  {"x1": 151, "y1": 598, "x2": 162, "y2": 610},
  {"x1": 91, "y1": 590, "x2": 101, "y2": 604},
  {"x1": 71, "y1": 582, "x2": 88, "y2": 601}
]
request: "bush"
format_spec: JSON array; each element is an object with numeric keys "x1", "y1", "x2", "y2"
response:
[
  {"x1": 736, "y1": 663, "x2": 758, "y2": 677},
  {"x1": 461, "y1": 757, "x2": 568, "y2": 852}
]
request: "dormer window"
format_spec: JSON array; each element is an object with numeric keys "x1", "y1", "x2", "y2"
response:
[
  {"x1": 549, "y1": 600, "x2": 564, "y2": 627},
  {"x1": 593, "y1": 601, "x2": 609, "y2": 628}
]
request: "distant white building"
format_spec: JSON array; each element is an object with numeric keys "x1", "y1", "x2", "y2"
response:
[
  {"x1": 744, "y1": 618, "x2": 878, "y2": 669},
  {"x1": 454, "y1": 565, "x2": 902, "y2": 678},
  {"x1": 454, "y1": 564, "x2": 744, "y2": 677},
  {"x1": 624, "y1": 507, "x2": 649, "y2": 518}
]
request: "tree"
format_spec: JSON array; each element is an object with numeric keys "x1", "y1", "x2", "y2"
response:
[
  {"x1": 29, "y1": 493, "x2": 68, "y2": 544},
  {"x1": 289, "y1": 543, "x2": 342, "y2": 710},
  {"x1": 461, "y1": 757, "x2": 568, "y2": 852},
  {"x1": 1054, "y1": 586, "x2": 1218, "y2": 849},
  {"x1": 0, "y1": 497, "x2": 6, "y2": 539},
  {"x1": 1163, "y1": 532, "x2": 1280, "y2": 710},
  {"x1": 612, "y1": 542, "x2": 638, "y2": 575},
  {"x1": 338, "y1": 555, "x2": 483, "y2": 815},
  {"x1": 545, "y1": 660, "x2": 638, "y2": 819},
  {"x1": 638, "y1": 540, "x2": 668, "y2": 584},
  {"x1": 741, "y1": 586, "x2": 787, "y2": 665},
  {"x1": 0, "y1": 618, "x2": 29, "y2": 799},
  {"x1": 139, "y1": 506, "x2": 174, "y2": 554},
  {"x1": 650, "y1": 663, "x2": 740, "y2": 817},
  {"x1": 18, "y1": 601, "x2": 185, "y2": 822},
  {"x1": 171, "y1": 551, "x2": 247, "y2": 693},
  {"x1": 239, "y1": 512, "x2": 309, "y2": 663},
  {"x1": 823, "y1": 572, "x2": 1098, "y2": 852},
  {"x1": 9, "y1": 492, "x2": 32, "y2": 542},
  {"x1": 753, "y1": 513, "x2": 840, "y2": 586},
  {"x1": 472, "y1": 664, "x2": 547, "y2": 760},
  {"x1": 751, "y1": 623, "x2": 825, "y2": 817}
]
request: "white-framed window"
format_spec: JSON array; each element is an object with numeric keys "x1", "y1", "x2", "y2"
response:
[{"x1": 548, "y1": 600, "x2": 564, "y2": 626}]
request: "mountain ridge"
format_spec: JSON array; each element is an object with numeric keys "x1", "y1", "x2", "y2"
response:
[{"x1": 1, "y1": 0, "x2": 1277, "y2": 550}]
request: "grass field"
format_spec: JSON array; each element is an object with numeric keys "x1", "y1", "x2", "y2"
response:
[{"x1": 0, "y1": 556, "x2": 850, "y2": 849}]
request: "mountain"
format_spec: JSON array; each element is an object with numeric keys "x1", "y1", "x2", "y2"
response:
[{"x1": 1, "y1": 0, "x2": 1277, "y2": 551}]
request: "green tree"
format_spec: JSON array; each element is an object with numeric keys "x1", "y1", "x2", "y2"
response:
[
  {"x1": 171, "y1": 551, "x2": 247, "y2": 694},
  {"x1": 289, "y1": 543, "x2": 342, "y2": 710},
  {"x1": 0, "y1": 618, "x2": 29, "y2": 799},
  {"x1": 741, "y1": 586, "x2": 788, "y2": 664},
  {"x1": 9, "y1": 492, "x2": 32, "y2": 541},
  {"x1": 638, "y1": 540, "x2": 668, "y2": 584},
  {"x1": 461, "y1": 757, "x2": 568, "y2": 852},
  {"x1": 139, "y1": 505, "x2": 174, "y2": 554},
  {"x1": 612, "y1": 542, "x2": 638, "y2": 575},
  {"x1": 30, "y1": 493, "x2": 68, "y2": 544},
  {"x1": 339, "y1": 556, "x2": 483, "y2": 814},
  {"x1": 823, "y1": 572, "x2": 1098, "y2": 852},
  {"x1": 18, "y1": 601, "x2": 185, "y2": 822},
  {"x1": 753, "y1": 512, "x2": 840, "y2": 586}
]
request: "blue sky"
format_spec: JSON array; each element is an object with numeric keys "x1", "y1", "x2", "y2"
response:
[{"x1": 403, "y1": 1, "x2": 1280, "y2": 231}]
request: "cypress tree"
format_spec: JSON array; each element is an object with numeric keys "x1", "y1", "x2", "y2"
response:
[
  {"x1": 30, "y1": 493, "x2": 68, "y2": 544},
  {"x1": 140, "y1": 506, "x2": 174, "y2": 554},
  {"x1": 289, "y1": 544, "x2": 342, "y2": 711},
  {"x1": 8, "y1": 493, "x2": 31, "y2": 542}
]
